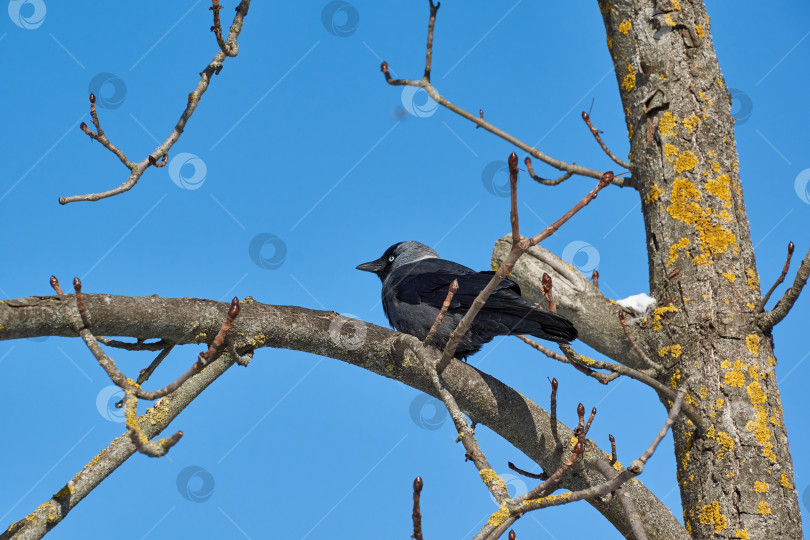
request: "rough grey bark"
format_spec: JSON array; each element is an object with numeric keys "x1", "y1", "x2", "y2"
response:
[
  {"x1": 0, "y1": 294, "x2": 687, "y2": 539},
  {"x1": 492, "y1": 239, "x2": 650, "y2": 370},
  {"x1": 496, "y1": 1, "x2": 803, "y2": 538}
]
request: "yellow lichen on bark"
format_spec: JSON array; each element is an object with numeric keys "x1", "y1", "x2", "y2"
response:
[
  {"x1": 652, "y1": 304, "x2": 678, "y2": 330},
  {"x1": 668, "y1": 237, "x2": 691, "y2": 266},
  {"x1": 757, "y1": 501, "x2": 772, "y2": 515},
  {"x1": 671, "y1": 369, "x2": 682, "y2": 389},
  {"x1": 674, "y1": 150, "x2": 699, "y2": 173},
  {"x1": 716, "y1": 431, "x2": 734, "y2": 460},
  {"x1": 619, "y1": 20, "x2": 632, "y2": 34},
  {"x1": 621, "y1": 64, "x2": 636, "y2": 92},
  {"x1": 747, "y1": 380, "x2": 766, "y2": 405},
  {"x1": 659, "y1": 111, "x2": 678, "y2": 137},
  {"x1": 706, "y1": 174, "x2": 732, "y2": 208},
  {"x1": 658, "y1": 344, "x2": 683, "y2": 358},
  {"x1": 754, "y1": 481, "x2": 768, "y2": 493},
  {"x1": 682, "y1": 114, "x2": 700, "y2": 133},
  {"x1": 724, "y1": 360, "x2": 746, "y2": 387},
  {"x1": 667, "y1": 178, "x2": 738, "y2": 266},
  {"x1": 698, "y1": 501, "x2": 728, "y2": 534},
  {"x1": 647, "y1": 183, "x2": 664, "y2": 204},
  {"x1": 747, "y1": 405, "x2": 777, "y2": 462},
  {"x1": 746, "y1": 334, "x2": 760, "y2": 356}
]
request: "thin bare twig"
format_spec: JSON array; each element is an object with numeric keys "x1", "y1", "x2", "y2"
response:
[
  {"x1": 757, "y1": 241, "x2": 794, "y2": 312},
  {"x1": 427, "y1": 365, "x2": 510, "y2": 503},
  {"x1": 60, "y1": 0, "x2": 252, "y2": 204},
  {"x1": 524, "y1": 156, "x2": 575, "y2": 186},
  {"x1": 594, "y1": 460, "x2": 648, "y2": 540},
  {"x1": 609, "y1": 434, "x2": 617, "y2": 465},
  {"x1": 423, "y1": 1, "x2": 440, "y2": 81},
  {"x1": 584, "y1": 406, "x2": 597, "y2": 438},
  {"x1": 541, "y1": 273, "x2": 556, "y2": 313},
  {"x1": 435, "y1": 167, "x2": 614, "y2": 373},
  {"x1": 550, "y1": 377, "x2": 559, "y2": 443},
  {"x1": 412, "y1": 476, "x2": 424, "y2": 540},
  {"x1": 379, "y1": 3, "x2": 633, "y2": 189},
  {"x1": 581, "y1": 111, "x2": 631, "y2": 169},
  {"x1": 50, "y1": 275, "x2": 64, "y2": 295},
  {"x1": 759, "y1": 245, "x2": 810, "y2": 330},
  {"x1": 556, "y1": 342, "x2": 707, "y2": 432},
  {"x1": 96, "y1": 337, "x2": 172, "y2": 352},
  {"x1": 423, "y1": 279, "x2": 458, "y2": 346},
  {"x1": 124, "y1": 390, "x2": 183, "y2": 457},
  {"x1": 507, "y1": 461, "x2": 546, "y2": 480}
]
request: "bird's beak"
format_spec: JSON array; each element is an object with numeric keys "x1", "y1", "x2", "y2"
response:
[{"x1": 356, "y1": 258, "x2": 384, "y2": 274}]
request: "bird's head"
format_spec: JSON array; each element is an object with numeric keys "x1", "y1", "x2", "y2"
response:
[{"x1": 356, "y1": 241, "x2": 439, "y2": 281}]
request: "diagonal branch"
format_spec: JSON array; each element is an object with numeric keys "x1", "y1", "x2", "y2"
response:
[
  {"x1": 59, "y1": 0, "x2": 252, "y2": 204},
  {"x1": 758, "y1": 245, "x2": 810, "y2": 330},
  {"x1": 436, "y1": 158, "x2": 614, "y2": 373},
  {"x1": 581, "y1": 111, "x2": 631, "y2": 169},
  {"x1": 379, "y1": 3, "x2": 633, "y2": 189},
  {"x1": 757, "y1": 241, "x2": 795, "y2": 312}
]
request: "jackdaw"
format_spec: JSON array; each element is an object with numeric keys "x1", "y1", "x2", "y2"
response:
[{"x1": 356, "y1": 241, "x2": 577, "y2": 359}]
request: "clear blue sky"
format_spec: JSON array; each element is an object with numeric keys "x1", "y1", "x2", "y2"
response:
[{"x1": 2, "y1": 1, "x2": 809, "y2": 538}]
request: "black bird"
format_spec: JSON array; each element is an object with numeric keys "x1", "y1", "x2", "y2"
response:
[{"x1": 356, "y1": 241, "x2": 577, "y2": 359}]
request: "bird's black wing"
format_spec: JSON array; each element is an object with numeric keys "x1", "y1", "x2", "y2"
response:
[{"x1": 391, "y1": 260, "x2": 577, "y2": 342}]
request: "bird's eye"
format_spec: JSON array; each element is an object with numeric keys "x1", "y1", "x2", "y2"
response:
[{"x1": 388, "y1": 255, "x2": 395, "y2": 262}]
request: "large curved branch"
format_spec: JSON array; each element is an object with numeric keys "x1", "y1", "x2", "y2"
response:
[
  {"x1": 0, "y1": 293, "x2": 686, "y2": 539},
  {"x1": 492, "y1": 236, "x2": 651, "y2": 370}
]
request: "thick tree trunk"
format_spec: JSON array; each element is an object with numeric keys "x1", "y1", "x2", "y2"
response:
[{"x1": 598, "y1": 1, "x2": 802, "y2": 538}]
